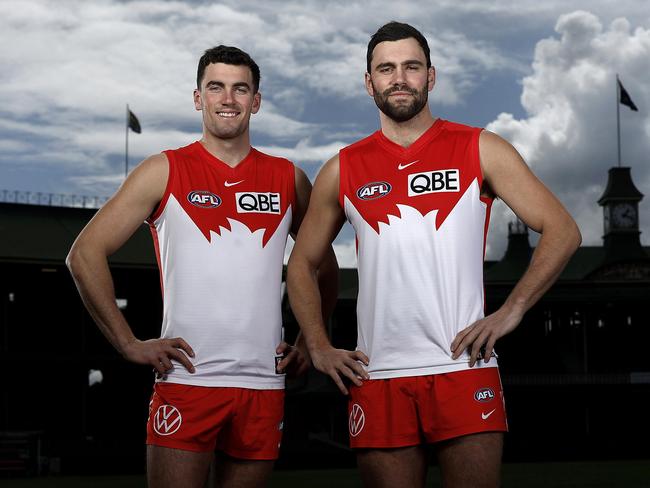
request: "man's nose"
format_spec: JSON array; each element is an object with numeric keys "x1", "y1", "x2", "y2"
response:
[
  {"x1": 221, "y1": 88, "x2": 235, "y2": 104},
  {"x1": 392, "y1": 66, "x2": 407, "y2": 85}
]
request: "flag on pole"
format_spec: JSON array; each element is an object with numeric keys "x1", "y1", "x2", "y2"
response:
[
  {"x1": 618, "y1": 80, "x2": 638, "y2": 112},
  {"x1": 128, "y1": 109, "x2": 142, "y2": 133}
]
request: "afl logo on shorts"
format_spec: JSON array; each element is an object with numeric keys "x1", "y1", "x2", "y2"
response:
[
  {"x1": 153, "y1": 404, "x2": 182, "y2": 436},
  {"x1": 357, "y1": 182, "x2": 392, "y2": 200},
  {"x1": 349, "y1": 403, "x2": 366, "y2": 437},
  {"x1": 188, "y1": 190, "x2": 221, "y2": 208},
  {"x1": 474, "y1": 388, "x2": 495, "y2": 403}
]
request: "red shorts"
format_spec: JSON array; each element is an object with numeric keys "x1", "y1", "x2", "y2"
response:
[
  {"x1": 348, "y1": 368, "x2": 507, "y2": 448},
  {"x1": 146, "y1": 383, "x2": 284, "y2": 460}
]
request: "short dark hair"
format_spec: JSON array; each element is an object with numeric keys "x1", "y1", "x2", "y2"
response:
[
  {"x1": 366, "y1": 22, "x2": 431, "y2": 73},
  {"x1": 196, "y1": 45, "x2": 261, "y2": 92}
]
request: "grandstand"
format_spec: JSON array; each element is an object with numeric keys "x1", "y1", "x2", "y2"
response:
[{"x1": 1, "y1": 165, "x2": 649, "y2": 479}]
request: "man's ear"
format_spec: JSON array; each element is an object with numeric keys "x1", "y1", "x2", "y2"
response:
[
  {"x1": 251, "y1": 91, "x2": 261, "y2": 114},
  {"x1": 365, "y1": 72, "x2": 374, "y2": 97},
  {"x1": 193, "y1": 89, "x2": 202, "y2": 111},
  {"x1": 427, "y1": 66, "x2": 436, "y2": 92}
]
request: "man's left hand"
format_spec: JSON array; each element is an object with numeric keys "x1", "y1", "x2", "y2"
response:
[
  {"x1": 450, "y1": 305, "x2": 523, "y2": 367},
  {"x1": 275, "y1": 341, "x2": 311, "y2": 377}
]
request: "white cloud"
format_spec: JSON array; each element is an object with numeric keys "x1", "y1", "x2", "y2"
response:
[
  {"x1": 252, "y1": 101, "x2": 316, "y2": 140},
  {"x1": 257, "y1": 139, "x2": 347, "y2": 165},
  {"x1": 1, "y1": 0, "x2": 649, "y2": 255},
  {"x1": 486, "y1": 10, "x2": 650, "y2": 258}
]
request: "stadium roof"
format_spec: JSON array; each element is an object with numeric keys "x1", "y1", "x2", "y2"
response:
[
  {"x1": 0, "y1": 202, "x2": 156, "y2": 267},
  {"x1": 2, "y1": 201, "x2": 648, "y2": 286}
]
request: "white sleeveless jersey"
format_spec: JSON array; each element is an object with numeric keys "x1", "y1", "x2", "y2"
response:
[
  {"x1": 339, "y1": 119, "x2": 497, "y2": 379},
  {"x1": 147, "y1": 142, "x2": 295, "y2": 389}
]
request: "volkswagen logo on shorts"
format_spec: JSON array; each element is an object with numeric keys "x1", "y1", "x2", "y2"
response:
[
  {"x1": 349, "y1": 403, "x2": 366, "y2": 437},
  {"x1": 474, "y1": 387, "x2": 495, "y2": 403},
  {"x1": 188, "y1": 190, "x2": 221, "y2": 208},
  {"x1": 153, "y1": 404, "x2": 182, "y2": 435},
  {"x1": 357, "y1": 182, "x2": 392, "y2": 200}
]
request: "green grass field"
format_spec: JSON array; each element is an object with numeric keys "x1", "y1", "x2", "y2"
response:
[{"x1": 2, "y1": 460, "x2": 649, "y2": 487}]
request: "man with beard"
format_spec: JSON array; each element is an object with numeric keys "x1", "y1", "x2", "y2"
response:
[
  {"x1": 67, "y1": 45, "x2": 337, "y2": 488},
  {"x1": 287, "y1": 22, "x2": 580, "y2": 488}
]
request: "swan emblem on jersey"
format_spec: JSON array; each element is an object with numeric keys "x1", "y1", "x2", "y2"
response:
[
  {"x1": 349, "y1": 170, "x2": 478, "y2": 234},
  {"x1": 357, "y1": 181, "x2": 392, "y2": 200},
  {"x1": 187, "y1": 190, "x2": 221, "y2": 208}
]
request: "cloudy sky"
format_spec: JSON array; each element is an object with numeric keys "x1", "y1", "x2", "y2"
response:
[{"x1": 1, "y1": 0, "x2": 649, "y2": 267}]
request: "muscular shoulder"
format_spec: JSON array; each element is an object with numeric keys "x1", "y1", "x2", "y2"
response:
[
  {"x1": 478, "y1": 130, "x2": 522, "y2": 173},
  {"x1": 139, "y1": 152, "x2": 169, "y2": 172},
  {"x1": 133, "y1": 152, "x2": 169, "y2": 181},
  {"x1": 294, "y1": 165, "x2": 311, "y2": 200},
  {"x1": 294, "y1": 165, "x2": 309, "y2": 185},
  {"x1": 478, "y1": 129, "x2": 534, "y2": 199},
  {"x1": 123, "y1": 152, "x2": 169, "y2": 204},
  {"x1": 318, "y1": 154, "x2": 340, "y2": 183}
]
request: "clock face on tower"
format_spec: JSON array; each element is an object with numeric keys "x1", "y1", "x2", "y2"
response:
[{"x1": 611, "y1": 202, "x2": 637, "y2": 229}]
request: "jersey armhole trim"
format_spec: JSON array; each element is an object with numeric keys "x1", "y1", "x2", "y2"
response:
[
  {"x1": 147, "y1": 151, "x2": 174, "y2": 224},
  {"x1": 337, "y1": 151, "x2": 346, "y2": 210},
  {"x1": 474, "y1": 128, "x2": 494, "y2": 207},
  {"x1": 289, "y1": 160, "x2": 297, "y2": 213}
]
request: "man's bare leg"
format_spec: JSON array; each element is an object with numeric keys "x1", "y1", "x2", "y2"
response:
[
  {"x1": 147, "y1": 445, "x2": 213, "y2": 488},
  {"x1": 356, "y1": 445, "x2": 427, "y2": 488},
  {"x1": 213, "y1": 452, "x2": 275, "y2": 488},
  {"x1": 435, "y1": 432, "x2": 503, "y2": 488}
]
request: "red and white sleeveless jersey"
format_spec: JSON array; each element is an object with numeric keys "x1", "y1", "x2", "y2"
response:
[
  {"x1": 147, "y1": 141, "x2": 295, "y2": 389},
  {"x1": 339, "y1": 119, "x2": 496, "y2": 379}
]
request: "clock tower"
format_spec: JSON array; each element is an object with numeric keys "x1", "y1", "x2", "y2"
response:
[{"x1": 597, "y1": 166, "x2": 645, "y2": 262}]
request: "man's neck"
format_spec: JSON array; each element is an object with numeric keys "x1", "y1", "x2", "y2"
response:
[
  {"x1": 199, "y1": 131, "x2": 252, "y2": 167},
  {"x1": 379, "y1": 108, "x2": 436, "y2": 148}
]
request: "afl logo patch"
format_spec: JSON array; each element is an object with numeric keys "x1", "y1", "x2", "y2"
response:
[
  {"x1": 474, "y1": 387, "x2": 495, "y2": 403},
  {"x1": 357, "y1": 182, "x2": 392, "y2": 200},
  {"x1": 349, "y1": 403, "x2": 366, "y2": 437},
  {"x1": 188, "y1": 190, "x2": 221, "y2": 208},
  {"x1": 153, "y1": 405, "x2": 182, "y2": 435}
]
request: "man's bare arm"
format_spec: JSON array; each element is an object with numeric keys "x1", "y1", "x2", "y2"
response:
[
  {"x1": 292, "y1": 166, "x2": 339, "y2": 323},
  {"x1": 66, "y1": 154, "x2": 195, "y2": 375},
  {"x1": 287, "y1": 156, "x2": 369, "y2": 394},
  {"x1": 277, "y1": 166, "x2": 339, "y2": 376},
  {"x1": 451, "y1": 131, "x2": 581, "y2": 366}
]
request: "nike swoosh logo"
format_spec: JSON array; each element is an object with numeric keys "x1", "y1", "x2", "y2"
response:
[
  {"x1": 224, "y1": 180, "x2": 244, "y2": 187},
  {"x1": 482, "y1": 409, "x2": 496, "y2": 420},
  {"x1": 398, "y1": 160, "x2": 419, "y2": 170}
]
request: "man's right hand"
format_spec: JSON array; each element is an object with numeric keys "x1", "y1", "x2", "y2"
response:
[
  {"x1": 310, "y1": 345, "x2": 370, "y2": 395},
  {"x1": 121, "y1": 337, "x2": 196, "y2": 375}
]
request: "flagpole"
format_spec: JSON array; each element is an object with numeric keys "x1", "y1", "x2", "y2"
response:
[
  {"x1": 616, "y1": 74, "x2": 621, "y2": 167},
  {"x1": 125, "y1": 103, "x2": 129, "y2": 179}
]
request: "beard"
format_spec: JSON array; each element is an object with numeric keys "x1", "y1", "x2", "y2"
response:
[{"x1": 372, "y1": 82, "x2": 428, "y2": 123}]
